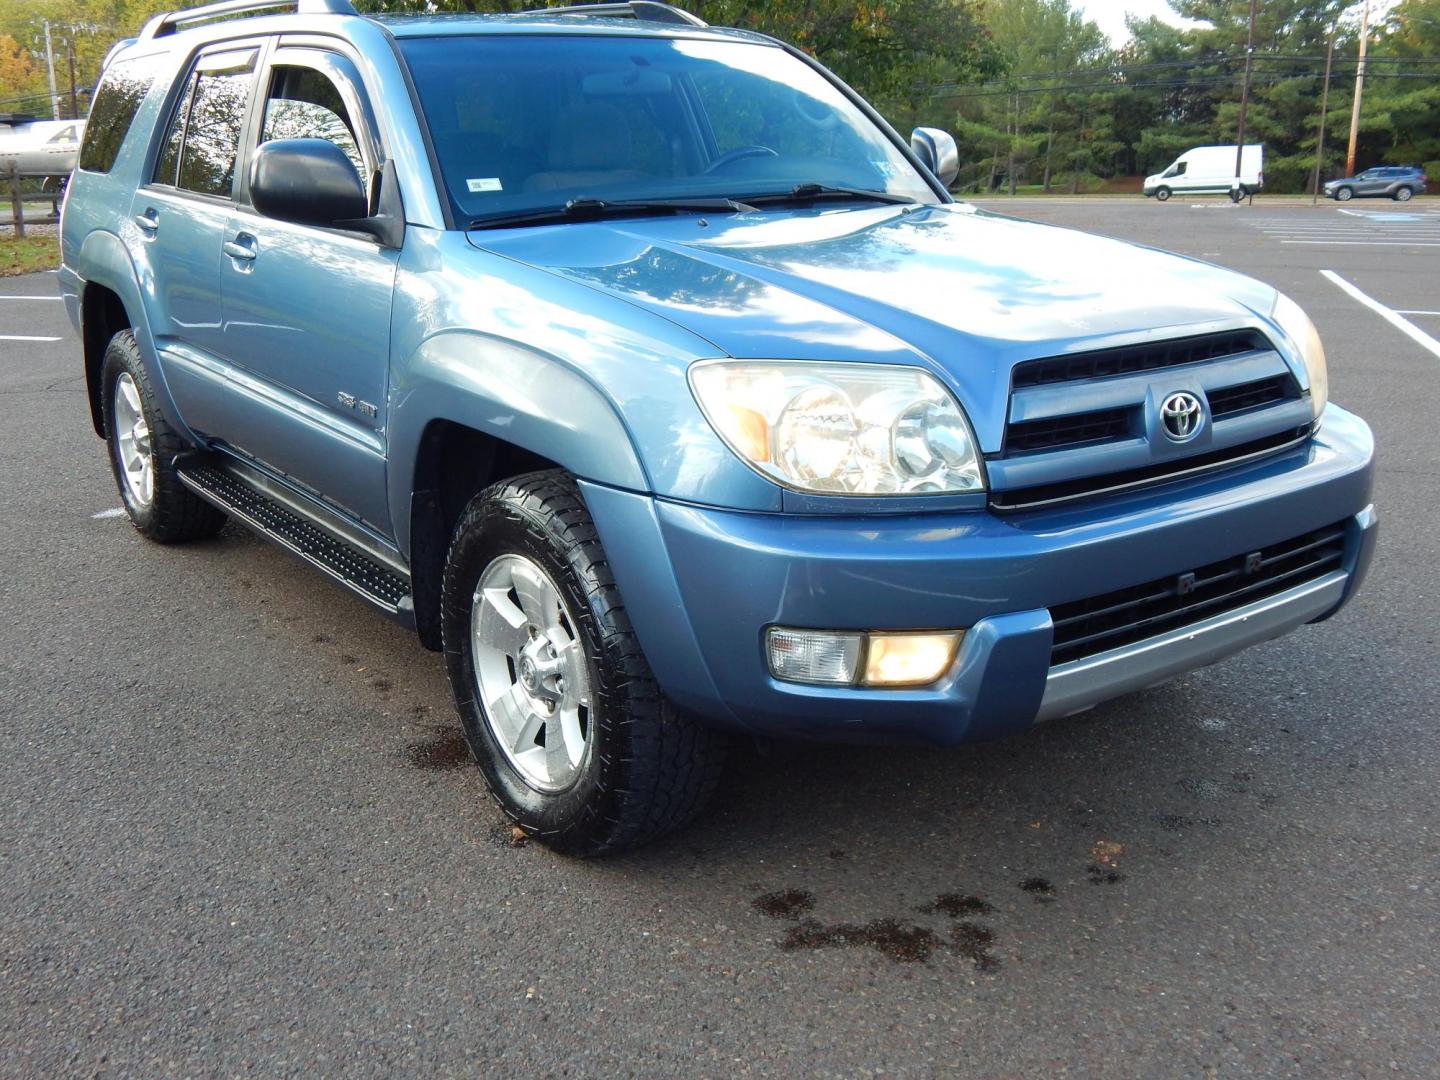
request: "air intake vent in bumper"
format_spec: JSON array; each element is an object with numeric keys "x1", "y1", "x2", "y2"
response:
[{"x1": 1049, "y1": 520, "x2": 1347, "y2": 666}]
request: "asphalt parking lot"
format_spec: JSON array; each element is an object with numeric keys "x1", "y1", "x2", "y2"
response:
[{"x1": 3, "y1": 199, "x2": 1437, "y2": 1077}]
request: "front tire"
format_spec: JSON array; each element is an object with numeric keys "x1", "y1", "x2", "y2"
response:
[
  {"x1": 441, "y1": 470, "x2": 727, "y2": 855},
  {"x1": 1335, "y1": 186, "x2": 1354, "y2": 202},
  {"x1": 1154, "y1": 186, "x2": 1171, "y2": 202},
  {"x1": 101, "y1": 330, "x2": 227, "y2": 543},
  {"x1": 1394, "y1": 186, "x2": 1413, "y2": 202}
]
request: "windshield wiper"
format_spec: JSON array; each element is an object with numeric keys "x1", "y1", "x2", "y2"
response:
[
  {"x1": 745, "y1": 183, "x2": 921, "y2": 207},
  {"x1": 468, "y1": 196, "x2": 754, "y2": 231}
]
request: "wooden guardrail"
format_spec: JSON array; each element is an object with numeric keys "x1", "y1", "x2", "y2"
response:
[{"x1": 7, "y1": 163, "x2": 62, "y2": 238}]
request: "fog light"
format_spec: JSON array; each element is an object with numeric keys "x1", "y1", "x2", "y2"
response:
[
  {"x1": 862, "y1": 632, "x2": 963, "y2": 687},
  {"x1": 766, "y1": 627, "x2": 862, "y2": 685}
]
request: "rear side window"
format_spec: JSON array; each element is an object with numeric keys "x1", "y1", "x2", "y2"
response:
[
  {"x1": 78, "y1": 54, "x2": 163, "y2": 174},
  {"x1": 153, "y1": 48, "x2": 258, "y2": 198}
]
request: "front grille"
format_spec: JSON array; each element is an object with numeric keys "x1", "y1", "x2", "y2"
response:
[
  {"x1": 1209, "y1": 374, "x2": 1294, "y2": 418},
  {"x1": 1049, "y1": 521, "x2": 1347, "y2": 666},
  {"x1": 1012, "y1": 330, "x2": 1271, "y2": 389},
  {"x1": 990, "y1": 425, "x2": 1312, "y2": 512},
  {"x1": 1005, "y1": 406, "x2": 1136, "y2": 454}
]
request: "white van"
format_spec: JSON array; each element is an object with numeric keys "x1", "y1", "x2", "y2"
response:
[{"x1": 1143, "y1": 145, "x2": 1264, "y2": 202}]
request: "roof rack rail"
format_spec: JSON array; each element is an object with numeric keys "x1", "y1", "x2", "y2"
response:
[
  {"x1": 522, "y1": 2, "x2": 707, "y2": 28},
  {"x1": 139, "y1": 0, "x2": 357, "y2": 41}
]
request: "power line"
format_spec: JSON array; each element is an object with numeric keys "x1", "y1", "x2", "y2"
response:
[
  {"x1": 930, "y1": 51, "x2": 1440, "y2": 93},
  {"x1": 933, "y1": 69, "x2": 1440, "y2": 100}
]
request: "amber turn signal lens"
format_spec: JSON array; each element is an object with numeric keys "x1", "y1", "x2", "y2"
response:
[{"x1": 862, "y1": 632, "x2": 963, "y2": 687}]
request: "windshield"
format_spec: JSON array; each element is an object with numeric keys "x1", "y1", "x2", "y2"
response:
[{"x1": 398, "y1": 34, "x2": 938, "y2": 225}]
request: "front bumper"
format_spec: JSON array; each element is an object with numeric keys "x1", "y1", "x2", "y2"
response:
[{"x1": 581, "y1": 405, "x2": 1375, "y2": 745}]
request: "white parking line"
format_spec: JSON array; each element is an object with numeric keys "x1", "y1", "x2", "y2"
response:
[
  {"x1": 0, "y1": 334, "x2": 61, "y2": 342},
  {"x1": 0, "y1": 295, "x2": 62, "y2": 301},
  {"x1": 1397, "y1": 310, "x2": 1440, "y2": 317},
  {"x1": 91, "y1": 508, "x2": 127, "y2": 520},
  {"x1": 1285, "y1": 240, "x2": 1440, "y2": 247},
  {"x1": 1321, "y1": 270, "x2": 1440, "y2": 361}
]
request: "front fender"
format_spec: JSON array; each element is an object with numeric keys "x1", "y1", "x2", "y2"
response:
[{"x1": 387, "y1": 330, "x2": 649, "y2": 553}]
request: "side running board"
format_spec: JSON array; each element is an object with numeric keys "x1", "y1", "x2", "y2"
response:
[{"x1": 176, "y1": 456, "x2": 414, "y2": 625}]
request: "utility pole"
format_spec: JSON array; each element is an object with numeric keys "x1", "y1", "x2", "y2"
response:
[
  {"x1": 1042, "y1": 44, "x2": 1060, "y2": 192},
  {"x1": 66, "y1": 41, "x2": 79, "y2": 119},
  {"x1": 1312, "y1": 32, "x2": 1335, "y2": 204},
  {"x1": 1233, "y1": 0, "x2": 1259, "y2": 192},
  {"x1": 1345, "y1": 0, "x2": 1371, "y2": 176},
  {"x1": 42, "y1": 21, "x2": 60, "y2": 120}
]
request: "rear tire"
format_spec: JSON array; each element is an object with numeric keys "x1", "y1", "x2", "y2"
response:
[
  {"x1": 101, "y1": 330, "x2": 227, "y2": 543},
  {"x1": 440, "y1": 469, "x2": 727, "y2": 856},
  {"x1": 1335, "y1": 186, "x2": 1354, "y2": 202},
  {"x1": 1155, "y1": 186, "x2": 1171, "y2": 202},
  {"x1": 1394, "y1": 186, "x2": 1413, "y2": 202}
]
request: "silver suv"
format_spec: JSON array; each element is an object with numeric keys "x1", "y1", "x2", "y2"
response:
[{"x1": 1324, "y1": 166, "x2": 1428, "y2": 202}]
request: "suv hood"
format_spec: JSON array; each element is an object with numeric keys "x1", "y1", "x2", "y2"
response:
[{"x1": 469, "y1": 204, "x2": 1279, "y2": 450}]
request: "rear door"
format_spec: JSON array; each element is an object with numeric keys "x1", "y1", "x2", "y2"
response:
[
  {"x1": 218, "y1": 46, "x2": 398, "y2": 532},
  {"x1": 131, "y1": 44, "x2": 261, "y2": 404}
]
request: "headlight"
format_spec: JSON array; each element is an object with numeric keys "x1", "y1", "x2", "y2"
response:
[
  {"x1": 1270, "y1": 292, "x2": 1328, "y2": 419},
  {"x1": 689, "y1": 361, "x2": 985, "y2": 495}
]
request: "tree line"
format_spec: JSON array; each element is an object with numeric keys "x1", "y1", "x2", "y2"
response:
[
  {"x1": 1, "y1": 0, "x2": 1436, "y2": 193},
  {"x1": 938, "y1": 0, "x2": 1440, "y2": 194}
]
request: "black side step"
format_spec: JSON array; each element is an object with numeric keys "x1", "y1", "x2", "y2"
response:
[{"x1": 176, "y1": 458, "x2": 413, "y2": 622}]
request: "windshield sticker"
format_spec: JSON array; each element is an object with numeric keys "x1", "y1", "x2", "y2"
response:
[{"x1": 467, "y1": 177, "x2": 503, "y2": 193}]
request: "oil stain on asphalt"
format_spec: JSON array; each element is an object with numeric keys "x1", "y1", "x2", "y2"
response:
[
  {"x1": 752, "y1": 889, "x2": 816, "y2": 920},
  {"x1": 780, "y1": 919, "x2": 941, "y2": 964},
  {"x1": 921, "y1": 893, "x2": 996, "y2": 917},
  {"x1": 1019, "y1": 876, "x2": 1057, "y2": 902},
  {"x1": 406, "y1": 728, "x2": 472, "y2": 770},
  {"x1": 950, "y1": 921, "x2": 1000, "y2": 972},
  {"x1": 754, "y1": 890, "x2": 1002, "y2": 969}
]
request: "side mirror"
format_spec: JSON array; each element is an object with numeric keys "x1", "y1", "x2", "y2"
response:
[
  {"x1": 250, "y1": 138, "x2": 368, "y2": 230},
  {"x1": 910, "y1": 127, "x2": 960, "y2": 188}
]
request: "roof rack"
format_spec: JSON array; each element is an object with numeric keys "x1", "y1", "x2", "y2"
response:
[
  {"x1": 138, "y1": 0, "x2": 357, "y2": 41},
  {"x1": 521, "y1": 2, "x2": 707, "y2": 27}
]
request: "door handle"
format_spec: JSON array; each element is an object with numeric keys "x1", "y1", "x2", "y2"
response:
[
  {"x1": 223, "y1": 234, "x2": 257, "y2": 262},
  {"x1": 134, "y1": 210, "x2": 158, "y2": 234}
]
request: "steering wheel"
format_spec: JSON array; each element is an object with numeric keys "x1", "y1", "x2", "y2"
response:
[{"x1": 703, "y1": 145, "x2": 778, "y2": 175}]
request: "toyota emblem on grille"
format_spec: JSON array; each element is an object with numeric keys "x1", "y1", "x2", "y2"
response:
[{"x1": 1159, "y1": 391, "x2": 1204, "y2": 441}]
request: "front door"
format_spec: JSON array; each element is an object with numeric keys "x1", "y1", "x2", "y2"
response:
[{"x1": 219, "y1": 48, "x2": 398, "y2": 532}]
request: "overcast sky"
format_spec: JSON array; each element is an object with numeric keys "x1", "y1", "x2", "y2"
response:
[
  {"x1": 1074, "y1": 0, "x2": 1396, "y2": 47},
  {"x1": 1073, "y1": 0, "x2": 1197, "y2": 46}
]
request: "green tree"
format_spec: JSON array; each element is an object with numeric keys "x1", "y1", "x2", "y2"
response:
[
  {"x1": 1359, "y1": 0, "x2": 1440, "y2": 172},
  {"x1": 351, "y1": 0, "x2": 1006, "y2": 130},
  {"x1": 945, "y1": 0, "x2": 1112, "y2": 191}
]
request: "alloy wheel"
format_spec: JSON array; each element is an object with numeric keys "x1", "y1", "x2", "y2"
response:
[
  {"x1": 470, "y1": 553, "x2": 592, "y2": 792},
  {"x1": 112, "y1": 371, "x2": 154, "y2": 507}
]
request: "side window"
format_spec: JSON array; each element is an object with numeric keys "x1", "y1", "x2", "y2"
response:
[
  {"x1": 1174, "y1": 160, "x2": 1187, "y2": 176},
  {"x1": 78, "y1": 53, "x2": 163, "y2": 174},
  {"x1": 153, "y1": 48, "x2": 258, "y2": 198},
  {"x1": 261, "y1": 64, "x2": 367, "y2": 186},
  {"x1": 154, "y1": 76, "x2": 195, "y2": 185}
]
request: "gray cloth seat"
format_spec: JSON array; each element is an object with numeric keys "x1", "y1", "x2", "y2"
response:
[{"x1": 525, "y1": 102, "x2": 645, "y2": 194}]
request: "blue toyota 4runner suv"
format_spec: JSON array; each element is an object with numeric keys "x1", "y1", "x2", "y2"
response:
[{"x1": 61, "y1": 0, "x2": 1376, "y2": 854}]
